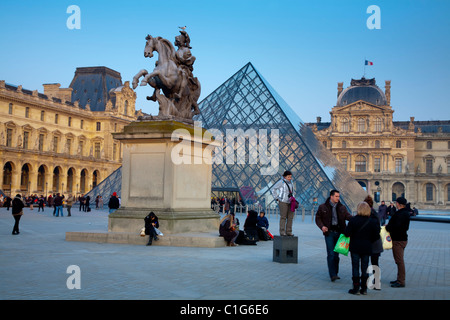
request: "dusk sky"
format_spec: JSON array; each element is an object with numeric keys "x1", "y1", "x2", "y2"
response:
[{"x1": 1, "y1": 0, "x2": 449, "y2": 122}]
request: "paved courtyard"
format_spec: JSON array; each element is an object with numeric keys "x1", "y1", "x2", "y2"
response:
[{"x1": 0, "y1": 206, "x2": 448, "y2": 301}]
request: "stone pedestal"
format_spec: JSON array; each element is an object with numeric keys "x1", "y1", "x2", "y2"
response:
[
  {"x1": 273, "y1": 236, "x2": 298, "y2": 263},
  {"x1": 66, "y1": 120, "x2": 225, "y2": 247}
]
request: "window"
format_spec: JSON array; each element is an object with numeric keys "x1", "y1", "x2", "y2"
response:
[
  {"x1": 447, "y1": 184, "x2": 450, "y2": 202},
  {"x1": 426, "y1": 159, "x2": 433, "y2": 174},
  {"x1": 124, "y1": 100, "x2": 128, "y2": 115},
  {"x1": 341, "y1": 118, "x2": 349, "y2": 133},
  {"x1": 8, "y1": 103, "x2": 13, "y2": 114},
  {"x1": 426, "y1": 183, "x2": 434, "y2": 201},
  {"x1": 374, "y1": 157, "x2": 381, "y2": 172},
  {"x1": 395, "y1": 158, "x2": 402, "y2": 173},
  {"x1": 41, "y1": 111, "x2": 45, "y2": 121},
  {"x1": 341, "y1": 157, "x2": 348, "y2": 170},
  {"x1": 23, "y1": 132, "x2": 29, "y2": 149},
  {"x1": 66, "y1": 138, "x2": 72, "y2": 154},
  {"x1": 426, "y1": 141, "x2": 432, "y2": 149},
  {"x1": 355, "y1": 155, "x2": 366, "y2": 172},
  {"x1": 396, "y1": 140, "x2": 401, "y2": 148},
  {"x1": 25, "y1": 107, "x2": 30, "y2": 118},
  {"x1": 96, "y1": 122, "x2": 101, "y2": 131},
  {"x1": 80, "y1": 120, "x2": 84, "y2": 129},
  {"x1": 53, "y1": 136, "x2": 58, "y2": 153},
  {"x1": 342, "y1": 141, "x2": 347, "y2": 149},
  {"x1": 94, "y1": 142, "x2": 101, "y2": 159},
  {"x1": 375, "y1": 140, "x2": 380, "y2": 148},
  {"x1": 374, "y1": 118, "x2": 382, "y2": 132},
  {"x1": 448, "y1": 141, "x2": 450, "y2": 149},
  {"x1": 55, "y1": 114, "x2": 59, "y2": 124},
  {"x1": 322, "y1": 141, "x2": 327, "y2": 148},
  {"x1": 6, "y1": 129, "x2": 12, "y2": 147},
  {"x1": 68, "y1": 117, "x2": 72, "y2": 127},
  {"x1": 357, "y1": 118, "x2": 366, "y2": 132}
]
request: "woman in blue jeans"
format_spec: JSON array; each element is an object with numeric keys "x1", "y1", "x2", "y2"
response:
[{"x1": 344, "y1": 202, "x2": 380, "y2": 295}]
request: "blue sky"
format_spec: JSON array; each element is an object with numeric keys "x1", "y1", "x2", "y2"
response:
[{"x1": 1, "y1": 0, "x2": 449, "y2": 122}]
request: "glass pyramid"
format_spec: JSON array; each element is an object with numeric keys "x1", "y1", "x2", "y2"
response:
[
  {"x1": 193, "y1": 62, "x2": 367, "y2": 212},
  {"x1": 84, "y1": 166, "x2": 122, "y2": 207}
]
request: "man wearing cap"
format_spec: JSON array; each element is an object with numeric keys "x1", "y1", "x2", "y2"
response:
[
  {"x1": 108, "y1": 192, "x2": 120, "y2": 214},
  {"x1": 385, "y1": 196, "x2": 410, "y2": 288}
]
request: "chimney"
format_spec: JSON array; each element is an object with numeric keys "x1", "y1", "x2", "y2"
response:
[{"x1": 317, "y1": 116, "x2": 322, "y2": 123}]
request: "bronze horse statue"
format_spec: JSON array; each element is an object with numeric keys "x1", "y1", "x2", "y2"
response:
[{"x1": 132, "y1": 33, "x2": 201, "y2": 119}]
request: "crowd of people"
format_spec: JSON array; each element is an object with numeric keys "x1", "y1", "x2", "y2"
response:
[{"x1": 1, "y1": 191, "x2": 122, "y2": 235}]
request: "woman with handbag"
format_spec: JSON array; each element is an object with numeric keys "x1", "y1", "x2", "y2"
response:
[
  {"x1": 12, "y1": 194, "x2": 25, "y2": 235},
  {"x1": 344, "y1": 202, "x2": 381, "y2": 295}
]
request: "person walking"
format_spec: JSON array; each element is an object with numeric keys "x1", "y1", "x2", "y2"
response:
[
  {"x1": 11, "y1": 194, "x2": 25, "y2": 235},
  {"x1": 344, "y1": 202, "x2": 381, "y2": 295},
  {"x1": 271, "y1": 170, "x2": 295, "y2": 236},
  {"x1": 378, "y1": 200, "x2": 388, "y2": 226},
  {"x1": 385, "y1": 196, "x2": 410, "y2": 288},
  {"x1": 315, "y1": 189, "x2": 352, "y2": 282},
  {"x1": 66, "y1": 194, "x2": 75, "y2": 216}
]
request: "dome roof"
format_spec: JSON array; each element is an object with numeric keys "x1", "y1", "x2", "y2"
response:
[{"x1": 337, "y1": 78, "x2": 387, "y2": 107}]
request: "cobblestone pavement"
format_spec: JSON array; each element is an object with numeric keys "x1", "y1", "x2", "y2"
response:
[{"x1": 0, "y1": 206, "x2": 448, "y2": 301}]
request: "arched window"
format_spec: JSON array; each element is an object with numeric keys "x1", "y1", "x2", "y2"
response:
[{"x1": 355, "y1": 155, "x2": 366, "y2": 172}]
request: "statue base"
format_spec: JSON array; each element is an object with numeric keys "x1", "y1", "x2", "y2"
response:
[{"x1": 66, "y1": 120, "x2": 225, "y2": 247}]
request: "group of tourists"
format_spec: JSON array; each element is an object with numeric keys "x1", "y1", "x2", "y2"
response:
[{"x1": 219, "y1": 170, "x2": 411, "y2": 295}]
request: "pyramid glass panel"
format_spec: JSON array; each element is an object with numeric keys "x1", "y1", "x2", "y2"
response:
[{"x1": 194, "y1": 62, "x2": 366, "y2": 212}]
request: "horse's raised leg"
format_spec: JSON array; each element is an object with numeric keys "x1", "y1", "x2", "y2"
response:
[{"x1": 132, "y1": 69, "x2": 148, "y2": 89}]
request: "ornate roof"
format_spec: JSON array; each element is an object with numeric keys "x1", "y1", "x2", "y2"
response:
[
  {"x1": 69, "y1": 66, "x2": 123, "y2": 111},
  {"x1": 337, "y1": 77, "x2": 387, "y2": 107}
]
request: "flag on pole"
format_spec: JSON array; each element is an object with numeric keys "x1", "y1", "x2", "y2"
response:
[{"x1": 365, "y1": 60, "x2": 374, "y2": 66}]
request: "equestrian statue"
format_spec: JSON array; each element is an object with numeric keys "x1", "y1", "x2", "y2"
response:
[{"x1": 132, "y1": 29, "x2": 201, "y2": 120}]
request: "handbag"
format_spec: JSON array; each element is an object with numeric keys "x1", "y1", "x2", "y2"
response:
[
  {"x1": 334, "y1": 234, "x2": 350, "y2": 256},
  {"x1": 380, "y1": 226, "x2": 392, "y2": 250},
  {"x1": 284, "y1": 180, "x2": 299, "y2": 210}
]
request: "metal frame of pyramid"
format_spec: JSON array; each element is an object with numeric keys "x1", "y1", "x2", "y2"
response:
[
  {"x1": 90, "y1": 62, "x2": 366, "y2": 212},
  {"x1": 193, "y1": 62, "x2": 367, "y2": 212}
]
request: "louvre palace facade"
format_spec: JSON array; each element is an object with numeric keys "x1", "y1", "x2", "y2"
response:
[
  {"x1": 0, "y1": 66, "x2": 141, "y2": 197},
  {"x1": 308, "y1": 78, "x2": 450, "y2": 210}
]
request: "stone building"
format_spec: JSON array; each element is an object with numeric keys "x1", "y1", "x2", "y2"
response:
[
  {"x1": 0, "y1": 66, "x2": 142, "y2": 196},
  {"x1": 309, "y1": 77, "x2": 450, "y2": 210}
]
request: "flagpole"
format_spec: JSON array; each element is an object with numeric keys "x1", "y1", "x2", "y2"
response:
[{"x1": 363, "y1": 57, "x2": 366, "y2": 78}]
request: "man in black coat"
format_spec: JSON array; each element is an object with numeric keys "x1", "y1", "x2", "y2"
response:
[
  {"x1": 315, "y1": 190, "x2": 352, "y2": 282},
  {"x1": 386, "y1": 196, "x2": 410, "y2": 288}
]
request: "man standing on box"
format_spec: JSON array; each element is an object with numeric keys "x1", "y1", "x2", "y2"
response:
[{"x1": 271, "y1": 170, "x2": 295, "y2": 237}]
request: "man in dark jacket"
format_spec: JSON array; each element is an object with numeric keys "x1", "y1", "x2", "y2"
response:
[
  {"x1": 385, "y1": 196, "x2": 410, "y2": 288},
  {"x1": 378, "y1": 201, "x2": 388, "y2": 225},
  {"x1": 108, "y1": 192, "x2": 120, "y2": 213},
  {"x1": 315, "y1": 190, "x2": 352, "y2": 281},
  {"x1": 12, "y1": 194, "x2": 25, "y2": 235},
  {"x1": 54, "y1": 193, "x2": 64, "y2": 217}
]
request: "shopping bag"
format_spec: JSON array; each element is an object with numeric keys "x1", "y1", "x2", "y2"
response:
[
  {"x1": 333, "y1": 234, "x2": 350, "y2": 256},
  {"x1": 154, "y1": 227, "x2": 163, "y2": 236},
  {"x1": 380, "y1": 226, "x2": 392, "y2": 250},
  {"x1": 140, "y1": 227, "x2": 146, "y2": 237}
]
